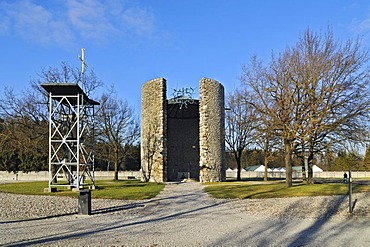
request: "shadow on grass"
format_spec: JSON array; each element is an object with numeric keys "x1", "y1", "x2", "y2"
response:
[
  {"x1": 226, "y1": 177, "x2": 287, "y2": 182},
  {"x1": 206, "y1": 181, "x2": 305, "y2": 199},
  {"x1": 242, "y1": 184, "x2": 289, "y2": 199}
]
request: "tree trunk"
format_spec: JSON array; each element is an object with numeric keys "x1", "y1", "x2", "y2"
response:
[
  {"x1": 302, "y1": 155, "x2": 308, "y2": 184},
  {"x1": 307, "y1": 164, "x2": 313, "y2": 184},
  {"x1": 114, "y1": 149, "x2": 119, "y2": 180},
  {"x1": 236, "y1": 157, "x2": 242, "y2": 181},
  {"x1": 236, "y1": 153, "x2": 241, "y2": 181},
  {"x1": 284, "y1": 140, "x2": 293, "y2": 187},
  {"x1": 114, "y1": 162, "x2": 119, "y2": 180},
  {"x1": 307, "y1": 151, "x2": 314, "y2": 184},
  {"x1": 264, "y1": 155, "x2": 268, "y2": 181},
  {"x1": 306, "y1": 142, "x2": 315, "y2": 184},
  {"x1": 263, "y1": 138, "x2": 269, "y2": 181}
]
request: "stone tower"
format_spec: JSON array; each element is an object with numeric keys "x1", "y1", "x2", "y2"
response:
[
  {"x1": 140, "y1": 78, "x2": 167, "y2": 182},
  {"x1": 140, "y1": 77, "x2": 225, "y2": 182},
  {"x1": 199, "y1": 78, "x2": 226, "y2": 182}
]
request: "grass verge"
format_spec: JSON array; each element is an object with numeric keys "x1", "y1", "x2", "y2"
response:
[
  {"x1": 204, "y1": 181, "x2": 370, "y2": 199},
  {"x1": 0, "y1": 180, "x2": 164, "y2": 200}
]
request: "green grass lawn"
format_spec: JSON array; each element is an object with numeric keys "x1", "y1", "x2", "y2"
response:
[
  {"x1": 2, "y1": 180, "x2": 368, "y2": 200},
  {"x1": 0, "y1": 180, "x2": 164, "y2": 200},
  {"x1": 204, "y1": 181, "x2": 370, "y2": 199}
]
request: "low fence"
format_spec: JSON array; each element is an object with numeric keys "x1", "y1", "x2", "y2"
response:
[
  {"x1": 0, "y1": 171, "x2": 142, "y2": 181},
  {"x1": 1, "y1": 170, "x2": 369, "y2": 182},
  {"x1": 226, "y1": 170, "x2": 370, "y2": 179}
]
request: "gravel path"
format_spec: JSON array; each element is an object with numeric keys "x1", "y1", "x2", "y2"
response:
[{"x1": 1, "y1": 181, "x2": 370, "y2": 246}]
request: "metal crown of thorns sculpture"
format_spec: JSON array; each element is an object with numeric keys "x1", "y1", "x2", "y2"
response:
[
  {"x1": 42, "y1": 48, "x2": 100, "y2": 191},
  {"x1": 169, "y1": 87, "x2": 195, "y2": 109}
]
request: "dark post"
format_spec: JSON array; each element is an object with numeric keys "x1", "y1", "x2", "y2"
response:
[
  {"x1": 78, "y1": 189, "x2": 91, "y2": 215},
  {"x1": 348, "y1": 170, "x2": 352, "y2": 214}
]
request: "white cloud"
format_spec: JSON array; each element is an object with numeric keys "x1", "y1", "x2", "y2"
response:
[
  {"x1": 66, "y1": 0, "x2": 119, "y2": 44},
  {"x1": 121, "y1": 7, "x2": 156, "y2": 37},
  {"x1": 350, "y1": 8, "x2": 370, "y2": 40},
  {"x1": 0, "y1": 0, "x2": 74, "y2": 46},
  {"x1": 357, "y1": 18, "x2": 370, "y2": 33},
  {"x1": 0, "y1": 0, "x2": 158, "y2": 47}
]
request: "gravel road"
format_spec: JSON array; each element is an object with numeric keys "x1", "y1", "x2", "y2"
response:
[{"x1": 1, "y1": 181, "x2": 370, "y2": 246}]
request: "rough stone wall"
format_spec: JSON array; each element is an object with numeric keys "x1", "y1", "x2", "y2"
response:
[
  {"x1": 140, "y1": 78, "x2": 167, "y2": 182},
  {"x1": 199, "y1": 78, "x2": 226, "y2": 182}
]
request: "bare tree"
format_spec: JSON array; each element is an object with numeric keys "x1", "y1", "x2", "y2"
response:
[
  {"x1": 241, "y1": 28, "x2": 370, "y2": 186},
  {"x1": 225, "y1": 90, "x2": 256, "y2": 181},
  {"x1": 35, "y1": 62, "x2": 103, "y2": 96},
  {"x1": 288, "y1": 28, "x2": 370, "y2": 183},
  {"x1": 0, "y1": 87, "x2": 49, "y2": 173},
  {"x1": 241, "y1": 54, "x2": 302, "y2": 187},
  {"x1": 96, "y1": 92, "x2": 139, "y2": 180},
  {"x1": 254, "y1": 119, "x2": 280, "y2": 181},
  {"x1": 0, "y1": 62, "x2": 103, "y2": 174}
]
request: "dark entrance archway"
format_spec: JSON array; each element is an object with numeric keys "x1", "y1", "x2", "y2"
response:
[{"x1": 166, "y1": 101, "x2": 200, "y2": 181}]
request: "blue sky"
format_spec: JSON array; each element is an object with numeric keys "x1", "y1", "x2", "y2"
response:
[{"x1": 1, "y1": 0, "x2": 370, "y2": 115}]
